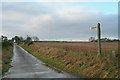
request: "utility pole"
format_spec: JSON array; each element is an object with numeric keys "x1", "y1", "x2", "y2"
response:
[{"x1": 90, "y1": 23, "x2": 101, "y2": 55}]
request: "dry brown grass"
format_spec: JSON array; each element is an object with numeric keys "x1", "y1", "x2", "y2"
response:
[
  {"x1": 20, "y1": 41, "x2": 119, "y2": 78},
  {"x1": 33, "y1": 42, "x2": 118, "y2": 53}
]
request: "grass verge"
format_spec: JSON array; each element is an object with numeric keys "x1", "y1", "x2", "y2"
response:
[{"x1": 2, "y1": 42, "x2": 13, "y2": 74}]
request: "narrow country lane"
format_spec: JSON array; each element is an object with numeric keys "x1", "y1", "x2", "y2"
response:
[{"x1": 3, "y1": 43, "x2": 83, "y2": 79}]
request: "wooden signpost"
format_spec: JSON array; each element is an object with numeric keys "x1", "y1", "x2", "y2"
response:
[{"x1": 90, "y1": 23, "x2": 101, "y2": 55}]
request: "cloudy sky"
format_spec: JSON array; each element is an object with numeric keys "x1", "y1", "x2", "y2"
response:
[{"x1": 2, "y1": 1, "x2": 118, "y2": 41}]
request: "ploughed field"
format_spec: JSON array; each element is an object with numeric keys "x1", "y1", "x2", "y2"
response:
[{"x1": 20, "y1": 42, "x2": 119, "y2": 78}]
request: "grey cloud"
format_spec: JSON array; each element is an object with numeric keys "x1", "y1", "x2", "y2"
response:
[{"x1": 2, "y1": 2, "x2": 118, "y2": 40}]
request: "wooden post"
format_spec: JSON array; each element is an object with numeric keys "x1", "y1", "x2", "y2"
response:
[{"x1": 97, "y1": 23, "x2": 101, "y2": 55}]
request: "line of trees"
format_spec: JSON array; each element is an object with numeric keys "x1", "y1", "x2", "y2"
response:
[
  {"x1": 89, "y1": 37, "x2": 119, "y2": 42},
  {"x1": 1, "y1": 35, "x2": 39, "y2": 46}
]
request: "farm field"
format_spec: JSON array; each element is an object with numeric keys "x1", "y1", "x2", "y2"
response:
[
  {"x1": 20, "y1": 41, "x2": 119, "y2": 78},
  {"x1": 33, "y1": 42, "x2": 118, "y2": 53}
]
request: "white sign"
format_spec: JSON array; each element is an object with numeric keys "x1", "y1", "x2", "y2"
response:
[{"x1": 90, "y1": 26, "x2": 97, "y2": 30}]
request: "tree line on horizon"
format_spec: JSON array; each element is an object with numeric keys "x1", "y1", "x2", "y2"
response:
[
  {"x1": 1, "y1": 35, "x2": 119, "y2": 44},
  {"x1": 1, "y1": 35, "x2": 39, "y2": 46},
  {"x1": 89, "y1": 37, "x2": 119, "y2": 42}
]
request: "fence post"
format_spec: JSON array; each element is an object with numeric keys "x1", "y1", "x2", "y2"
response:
[{"x1": 97, "y1": 23, "x2": 101, "y2": 55}]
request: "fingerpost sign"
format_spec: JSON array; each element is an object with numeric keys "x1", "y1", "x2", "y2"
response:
[{"x1": 90, "y1": 23, "x2": 101, "y2": 55}]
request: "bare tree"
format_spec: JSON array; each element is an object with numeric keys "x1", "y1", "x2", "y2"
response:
[
  {"x1": 26, "y1": 36, "x2": 32, "y2": 43},
  {"x1": 24, "y1": 35, "x2": 33, "y2": 46},
  {"x1": 89, "y1": 37, "x2": 95, "y2": 42},
  {"x1": 19, "y1": 36, "x2": 24, "y2": 42},
  {"x1": 32, "y1": 36, "x2": 39, "y2": 41}
]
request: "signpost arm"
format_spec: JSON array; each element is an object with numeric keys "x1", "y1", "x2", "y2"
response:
[{"x1": 97, "y1": 23, "x2": 101, "y2": 55}]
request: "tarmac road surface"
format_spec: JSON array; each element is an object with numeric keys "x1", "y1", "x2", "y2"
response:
[{"x1": 3, "y1": 43, "x2": 83, "y2": 79}]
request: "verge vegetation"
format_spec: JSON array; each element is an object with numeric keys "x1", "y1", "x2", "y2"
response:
[
  {"x1": 20, "y1": 42, "x2": 119, "y2": 78},
  {"x1": 2, "y1": 41, "x2": 13, "y2": 74}
]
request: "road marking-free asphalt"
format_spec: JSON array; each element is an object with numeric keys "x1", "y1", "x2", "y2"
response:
[{"x1": 3, "y1": 43, "x2": 81, "y2": 78}]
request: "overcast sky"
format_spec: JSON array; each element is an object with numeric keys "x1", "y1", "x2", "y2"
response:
[{"x1": 2, "y1": 2, "x2": 118, "y2": 41}]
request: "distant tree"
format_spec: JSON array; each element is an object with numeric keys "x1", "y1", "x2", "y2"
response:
[
  {"x1": 11, "y1": 37, "x2": 14, "y2": 42},
  {"x1": 14, "y1": 36, "x2": 21, "y2": 44},
  {"x1": 24, "y1": 35, "x2": 32, "y2": 46},
  {"x1": 89, "y1": 37, "x2": 95, "y2": 42},
  {"x1": 19, "y1": 36, "x2": 24, "y2": 42},
  {"x1": 14, "y1": 36, "x2": 24, "y2": 44},
  {"x1": 32, "y1": 36, "x2": 39, "y2": 41},
  {"x1": 1, "y1": 35, "x2": 8, "y2": 42},
  {"x1": 26, "y1": 36, "x2": 32, "y2": 43}
]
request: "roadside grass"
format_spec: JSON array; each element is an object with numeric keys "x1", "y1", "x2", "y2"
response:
[
  {"x1": 2, "y1": 42, "x2": 13, "y2": 74},
  {"x1": 20, "y1": 43, "x2": 119, "y2": 78},
  {"x1": 0, "y1": 42, "x2": 2, "y2": 75}
]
